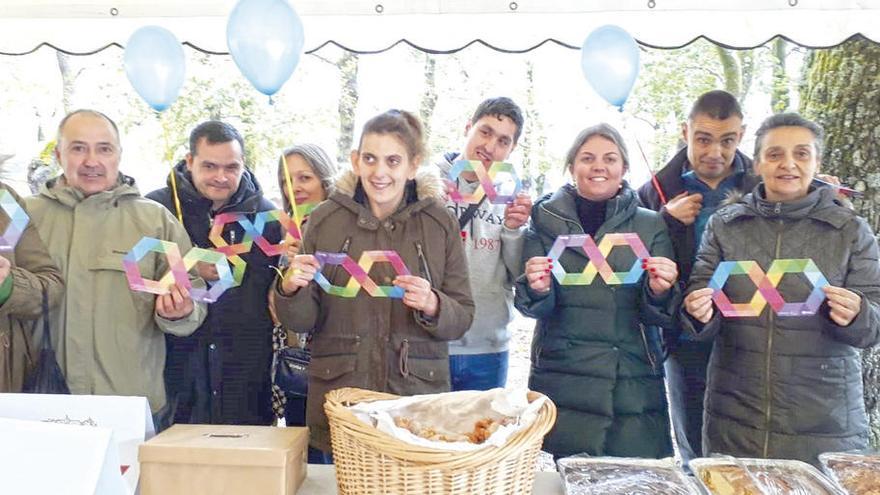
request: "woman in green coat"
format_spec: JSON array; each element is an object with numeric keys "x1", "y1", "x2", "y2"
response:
[{"x1": 515, "y1": 123, "x2": 679, "y2": 458}]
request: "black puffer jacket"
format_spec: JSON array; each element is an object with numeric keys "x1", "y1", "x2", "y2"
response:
[
  {"x1": 681, "y1": 184, "x2": 880, "y2": 466},
  {"x1": 515, "y1": 184, "x2": 679, "y2": 458},
  {"x1": 147, "y1": 161, "x2": 281, "y2": 425}
]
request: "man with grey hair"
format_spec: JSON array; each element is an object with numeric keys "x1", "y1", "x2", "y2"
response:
[{"x1": 26, "y1": 109, "x2": 206, "y2": 428}]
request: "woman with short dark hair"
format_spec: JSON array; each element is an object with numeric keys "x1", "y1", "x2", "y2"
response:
[{"x1": 682, "y1": 113, "x2": 880, "y2": 465}]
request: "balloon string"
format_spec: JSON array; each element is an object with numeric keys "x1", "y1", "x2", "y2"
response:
[
  {"x1": 633, "y1": 136, "x2": 667, "y2": 206},
  {"x1": 159, "y1": 111, "x2": 185, "y2": 223},
  {"x1": 282, "y1": 153, "x2": 302, "y2": 234},
  {"x1": 621, "y1": 111, "x2": 667, "y2": 206}
]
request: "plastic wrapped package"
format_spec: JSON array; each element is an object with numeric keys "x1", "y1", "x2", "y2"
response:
[
  {"x1": 819, "y1": 451, "x2": 880, "y2": 495},
  {"x1": 556, "y1": 455, "x2": 700, "y2": 495},
  {"x1": 690, "y1": 457, "x2": 843, "y2": 495}
]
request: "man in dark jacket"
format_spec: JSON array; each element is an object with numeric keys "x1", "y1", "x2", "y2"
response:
[
  {"x1": 637, "y1": 90, "x2": 758, "y2": 464},
  {"x1": 147, "y1": 121, "x2": 281, "y2": 425}
]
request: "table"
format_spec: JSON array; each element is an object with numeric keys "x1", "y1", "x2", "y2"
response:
[{"x1": 299, "y1": 464, "x2": 564, "y2": 494}]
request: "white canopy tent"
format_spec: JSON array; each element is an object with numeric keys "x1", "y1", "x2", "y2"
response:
[{"x1": 1, "y1": 0, "x2": 879, "y2": 55}]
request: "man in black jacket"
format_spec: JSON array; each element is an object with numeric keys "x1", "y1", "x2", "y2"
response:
[
  {"x1": 637, "y1": 90, "x2": 758, "y2": 463},
  {"x1": 147, "y1": 121, "x2": 280, "y2": 425}
]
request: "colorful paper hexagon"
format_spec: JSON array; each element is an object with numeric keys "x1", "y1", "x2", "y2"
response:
[
  {"x1": 209, "y1": 213, "x2": 254, "y2": 256},
  {"x1": 0, "y1": 189, "x2": 29, "y2": 252},
  {"x1": 181, "y1": 247, "x2": 235, "y2": 303},
  {"x1": 764, "y1": 258, "x2": 828, "y2": 316},
  {"x1": 312, "y1": 252, "x2": 364, "y2": 298},
  {"x1": 708, "y1": 261, "x2": 772, "y2": 317},
  {"x1": 595, "y1": 233, "x2": 651, "y2": 285},
  {"x1": 446, "y1": 159, "x2": 522, "y2": 204},
  {"x1": 250, "y1": 209, "x2": 301, "y2": 257},
  {"x1": 486, "y1": 161, "x2": 523, "y2": 204},
  {"x1": 123, "y1": 237, "x2": 190, "y2": 295},
  {"x1": 356, "y1": 250, "x2": 411, "y2": 298},
  {"x1": 547, "y1": 234, "x2": 601, "y2": 285}
]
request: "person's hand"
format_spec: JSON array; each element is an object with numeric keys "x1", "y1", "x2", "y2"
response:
[
  {"x1": 816, "y1": 174, "x2": 849, "y2": 202},
  {"x1": 443, "y1": 180, "x2": 456, "y2": 201},
  {"x1": 664, "y1": 192, "x2": 703, "y2": 226},
  {"x1": 280, "y1": 254, "x2": 320, "y2": 295},
  {"x1": 525, "y1": 256, "x2": 553, "y2": 293},
  {"x1": 394, "y1": 275, "x2": 439, "y2": 316},
  {"x1": 504, "y1": 193, "x2": 532, "y2": 229},
  {"x1": 284, "y1": 237, "x2": 302, "y2": 261},
  {"x1": 196, "y1": 261, "x2": 219, "y2": 282},
  {"x1": 644, "y1": 256, "x2": 678, "y2": 295},
  {"x1": 0, "y1": 256, "x2": 10, "y2": 286},
  {"x1": 824, "y1": 285, "x2": 862, "y2": 326},
  {"x1": 156, "y1": 283, "x2": 195, "y2": 321},
  {"x1": 684, "y1": 287, "x2": 715, "y2": 323}
]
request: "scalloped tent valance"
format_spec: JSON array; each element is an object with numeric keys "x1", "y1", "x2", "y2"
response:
[{"x1": 1, "y1": 0, "x2": 879, "y2": 55}]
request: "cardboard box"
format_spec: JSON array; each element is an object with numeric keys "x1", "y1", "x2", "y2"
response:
[{"x1": 139, "y1": 424, "x2": 308, "y2": 495}]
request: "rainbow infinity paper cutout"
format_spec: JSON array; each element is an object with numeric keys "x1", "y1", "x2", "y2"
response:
[
  {"x1": 209, "y1": 206, "x2": 317, "y2": 285},
  {"x1": 708, "y1": 259, "x2": 828, "y2": 317},
  {"x1": 548, "y1": 233, "x2": 650, "y2": 285},
  {"x1": 313, "y1": 250, "x2": 412, "y2": 298},
  {"x1": 0, "y1": 189, "x2": 29, "y2": 251},
  {"x1": 123, "y1": 237, "x2": 234, "y2": 303},
  {"x1": 446, "y1": 160, "x2": 523, "y2": 204}
]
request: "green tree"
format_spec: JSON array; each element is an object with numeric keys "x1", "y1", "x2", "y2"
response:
[
  {"x1": 800, "y1": 36, "x2": 880, "y2": 446},
  {"x1": 336, "y1": 52, "x2": 359, "y2": 163}
]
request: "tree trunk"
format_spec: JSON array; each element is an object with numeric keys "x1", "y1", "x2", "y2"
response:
[
  {"x1": 801, "y1": 36, "x2": 880, "y2": 447},
  {"x1": 56, "y1": 51, "x2": 76, "y2": 116},
  {"x1": 770, "y1": 38, "x2": 790, "y2": 112},
  {"x1": 419, "y1": 54, "x2": 437, "y2": 143},
  {"x1": 715, "y1": 46, "x2": 742, "y2": 99},
  {"x1": 336, "y1": 52, "x2": 359, "y2": 163}
]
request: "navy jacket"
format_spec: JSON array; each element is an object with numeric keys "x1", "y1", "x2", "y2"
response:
[{"x1": 147, "y1": 161, "x2": 281, "y2": 425}]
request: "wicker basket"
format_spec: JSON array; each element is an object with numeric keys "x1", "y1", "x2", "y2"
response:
[{"x1": 324, "y1": 387, "x2": 557, "y2": 495}]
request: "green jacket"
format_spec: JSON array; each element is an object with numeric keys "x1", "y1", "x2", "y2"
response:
[
  {"x1": 515, "y1": 184, "x2": 678, "y2": 458},
  {"x1": 0, "y1": 183, "x2": 65, "y2": 392},
  {"x1": 275, "y1": 169, "x2": 475, "y2": 452},
  {"x1": 26, "y1": 175, "x2": 207, "y2": 413}
]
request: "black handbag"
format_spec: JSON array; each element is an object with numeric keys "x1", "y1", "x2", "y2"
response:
[
  {"x1": 23, "y1": 290, "x2": 70, "y2": 394},
  {"x1": 272, "y1": 328, "x2": 310, "y2": 398}
]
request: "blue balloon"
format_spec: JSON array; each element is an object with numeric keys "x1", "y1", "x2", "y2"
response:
[
  {"x1": 124, "y1": 26, "x2": 186, "y2": 112},
  {"x1": 581, "y1": 25, "x2": 640, "y2": 109},
  {"x1": 227, "y1": 0, "x2": 305, "y2": 96}
]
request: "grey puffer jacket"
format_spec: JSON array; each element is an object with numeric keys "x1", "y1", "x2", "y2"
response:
[{"x1": 681, "y1": 184, "x2": 880, "y2": 466}]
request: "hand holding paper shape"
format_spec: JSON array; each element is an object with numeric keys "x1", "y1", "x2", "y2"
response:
[
  {"x1": 0, "y1": 189, "x2": 29, "y2": 251},
  {"x1": 547, "y1": 233, "x2": 649, "y2": 285},
  {"x1": 446, "y1": 159, "x2": 523, "y2": 204},
  {"x1": 708, "y1": 259, "x2": 828, "y2": 317},
  {"x1": 124, "y1": 237, "x2": 234, "y2": 303},
  {"x1": 313, "y1": 250, "x2": 412, "y2": 298},
  {"x1": 249, "y1": 209, "x2": 303, "y2": 256}
]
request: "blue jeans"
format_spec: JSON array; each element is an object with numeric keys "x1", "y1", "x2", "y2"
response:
[
  {"x1": 664, "y1": 339, "x2": 712, "y2": 468},
  {"x1": 449, "y1": 351, "x2": 509, "y2": 391}
]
